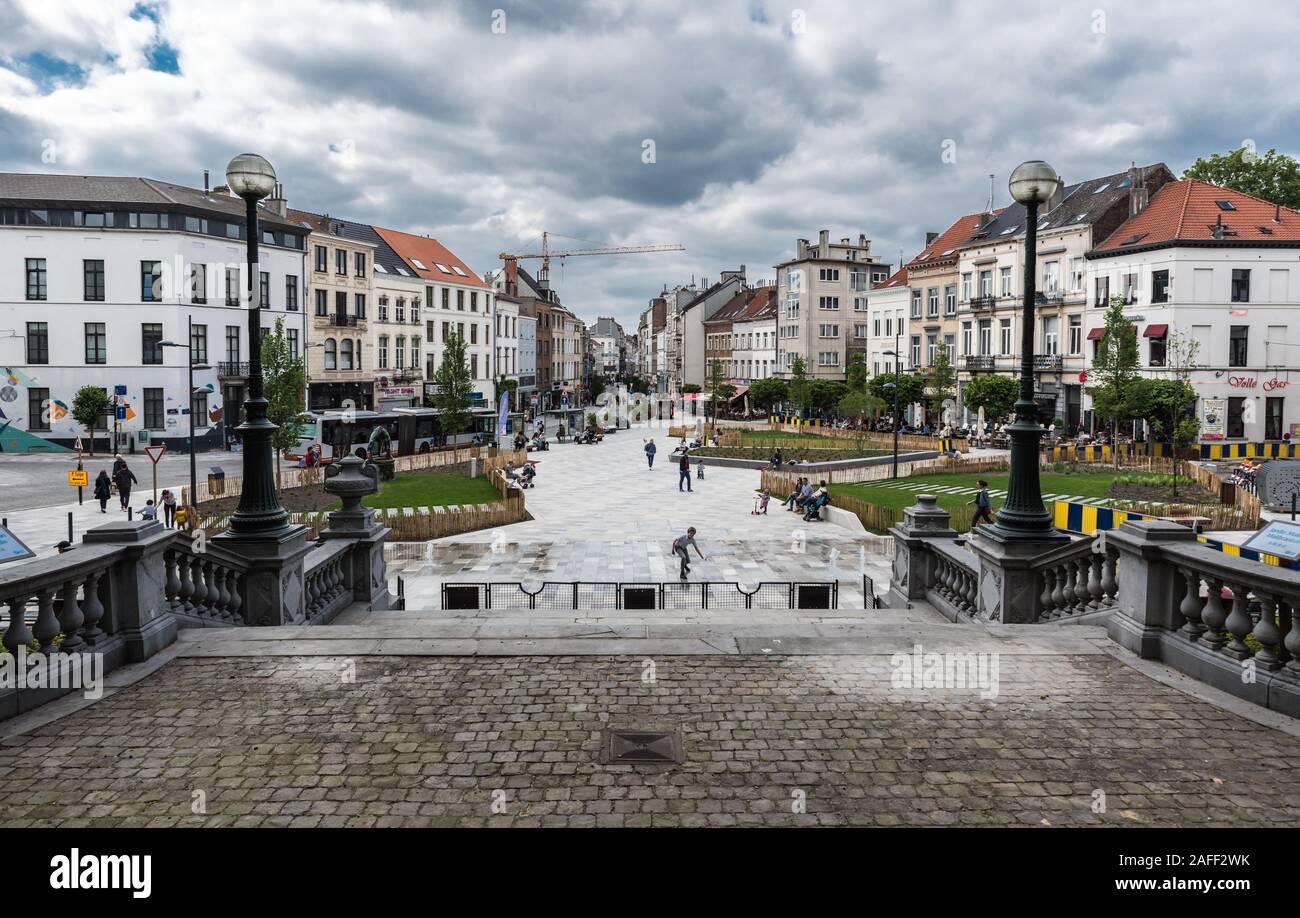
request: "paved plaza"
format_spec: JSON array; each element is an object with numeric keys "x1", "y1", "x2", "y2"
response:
[{"x1": 4, "y1": 650, "x2": 1300, "y2": 828}]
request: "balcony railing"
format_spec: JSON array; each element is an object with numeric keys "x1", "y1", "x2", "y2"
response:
[
  {"x1": 969, "y1": 295, "x2": 996, "y2": 311},
  {"x1": 327, "y1": 314, "x2": 359, "y2": 327},
  {"x1": 964, "y1": 355, "x2": 995, "y2": 371},
  {"x1": 218, "y1": 361, "x2": 249, "y2": 378},
  {"x1": 1034, "y1": 354, "x2": 1063, "y2": 371},
  {"x1": 1036, "y1": 291, "x2": 1064, "y2": 307}
]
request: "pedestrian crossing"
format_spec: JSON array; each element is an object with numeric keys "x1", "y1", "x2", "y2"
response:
[{"x1": 866, "y1": 479, "x2": 1112, "y2": 506}]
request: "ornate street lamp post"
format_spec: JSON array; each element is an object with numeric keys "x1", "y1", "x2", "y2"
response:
[
  {"x1": 982, "y1": 160, "x2": 1068, "y2": 543},
  {"x1": 217, "y1": 153, "x2": 297, "y2": 542}
]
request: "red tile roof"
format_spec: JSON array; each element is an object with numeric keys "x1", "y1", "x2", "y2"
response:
[
  {"x1": 908, "y1": 210, "x2": 1004, "y2": 269},
  {"x1": 1094, "y1": 180, "x2": 1300, "y2": 252},
  {"x1": 876, "y1": 266, "x2": 908, "y2": 288},
  {"x1": 372, "y1": 226, "x2": 489, "y2": 288},
  {"x1": 703, "y1": 286, "x2": 777, "y2": 325}
]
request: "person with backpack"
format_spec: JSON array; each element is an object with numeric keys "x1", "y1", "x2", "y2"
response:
[
  {"x1": 93, "y1": 469, "x2": 112, "y2": 513},
  {"x1": 644, "y1": 437, "x2": 657, "y2": 470},
  {"x1": 970, "y1": 480, "x2": 995, "y2": 527},
  {"x1": 677, "y1": 446, "x2": 692, "y2": 492},
  {"x1": 113, "y1": 460, "x2": 138, "y2": 511}
]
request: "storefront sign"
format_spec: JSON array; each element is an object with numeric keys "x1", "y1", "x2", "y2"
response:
[
  {"x1": 380, "y1": 387, "x2": 416, "y2": 398},
  {"x1": 1227, "y1": 376, "x2": 1289, "y2": 391},
  {"x1": 1263, "y1": 378, "x2": 1290, "y2": 392},
  {"x1": 1201, "y1": 397, "x2": 1226, "y2": 441}
]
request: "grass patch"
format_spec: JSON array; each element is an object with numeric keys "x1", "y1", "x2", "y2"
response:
[
  {"x1": 355, "y1": 473, "x2": 502, "y2": 510},
  {"x1": 836, "y1": 470, "x2": 1123, "y2": 516}
]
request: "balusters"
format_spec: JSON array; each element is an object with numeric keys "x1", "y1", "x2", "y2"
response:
[
  {"x1": 225, "y1": 568, "x2": 243, "y2": 623},
  {"x1": 1062, "y1": 562, "x2": 1078, "y2": 615},
  {"x1": 164, "y1": 550, "x2": 181, "y2": 607},
  {"x1": 1284, "y1": 605, "x2": 1300, "y2": 677},
  {"x1": 1278, "y1": 601, "x2": 1293, "y2": 666},
  {"x1": 1223, "y1": 583, "x2": 1254, "y2": 660},
  {"x1": 1039, "y1": 568, "x2": 1053, "y2": 617},
  {"x1": 189, "y1": 556, "x2": 208, "y2": 615},
  {"x1": 1087, "y1": 554, "x2": 1104, "y2": 609},
  {"x1": 1200, "y1": 577, "x2": 1227, "y2": 650},
  {"x1": 177, "y1": 551, "x2": 195, "y2": 612},
  {"x1": 81, "y1": 570, "x2": 105, "y2": 644},
  {"x1": 57, "y1": 579, "x2": 84, "y2": 653},
  {"x1": 1178, "y1": 568, "x2": 1206, "y2": 640},
  {"x1": 1252, "y1": 592, "x2": 1283, "y2": 670},
  {"x1": 211, "y1": 563, "x2": 230, "y2": 620},
  {"x1": 202, "y1": 561, "x2": 219, "y2": 617},
  {"x1": 3, "y1": 594, "x2": 33, "y2": 656},
  {"x1": 32, "y1": 588, "x2": 59, "y2": 653},
  {"x1": 1050, "y1": 563, "x2": 1066, "y2": 616},
  {"x1": 1072, "y1": 558, "x2": 1091, "y2": 613}
]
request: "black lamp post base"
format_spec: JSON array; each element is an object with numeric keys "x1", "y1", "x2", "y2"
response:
[{"x1": 975, "y1": 409, "x2": 1069, "y2": 545}]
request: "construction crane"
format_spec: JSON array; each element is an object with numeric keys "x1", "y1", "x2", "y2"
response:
[{"x1": 499, "y1": 231, "x2": 685, "y2": 285}]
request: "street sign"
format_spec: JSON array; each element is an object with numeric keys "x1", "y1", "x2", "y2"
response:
[
  {"x1": 74, "y1": 436, "x2": 84, "y2": 452},
  {"x1": 115, "y1": 405, "x2": 127, "y2": 421},
  {"x1": 144, "y1": 444, "x2": 167, "y2": 464},
  {"x1": 67, "y1": 469, "x2": 88, "y2": 487},
  {"x1": 114, "y1": 385, "x2": 127, "y2": 396},
  {"x1": 0, "y1": 524, "x2": 34, "y2": 565}
]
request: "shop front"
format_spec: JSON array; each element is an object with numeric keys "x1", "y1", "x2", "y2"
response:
[
  {"x1": 1198, "y1": 373, "x2": 1295, "y2": 443},
  {"x1": 376, "y1": 384, "x2": 419, "y2": 411}
]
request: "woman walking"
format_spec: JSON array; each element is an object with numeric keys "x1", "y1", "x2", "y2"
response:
[
  {"x1": 113, "y1": 460, "x2": 138, "y2": 511},
  {"x1": 161, "y1": 489, "x2": 178, "y2": 528},
  {"x1": 93, "y1": 469, "x2": 112, "y2": 513}
]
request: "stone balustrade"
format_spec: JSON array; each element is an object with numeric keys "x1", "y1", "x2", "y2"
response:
[{"x1": 1107, "y1": 519, "x2": 1300, "y2": 716}]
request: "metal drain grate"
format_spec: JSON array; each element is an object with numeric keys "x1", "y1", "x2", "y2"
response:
[{"x1": 604, "y1": 729, "x2": 683, "y2": 764}]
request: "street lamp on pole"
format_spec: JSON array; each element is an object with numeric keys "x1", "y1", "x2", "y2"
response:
[
  {"x1": 883, "y1": 344, "x2": 901, "y2": 479},
  {"x1": 981, "y1": 160, "x2": 1068, "y2": 544},
  {"x1": 216, "y1": 152, "x2": 298, "y2": 542},
  {"x1": 160, "y1": 316, "x2": 210, "y2": 508}
]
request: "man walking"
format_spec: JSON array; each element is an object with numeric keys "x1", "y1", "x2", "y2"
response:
[
  {"x1": 678, "y1": 446, "x2": 692, "y2": 492},
  {"x1": 672, "y1": 527, "x2": 706, "y2": 579},
  {"x1": 113, "y1": 459, "x2": 138, "y2": 511},
  {"x1": 970, "y1": 479, "x2": 995, "y2": 527},
  {"x1": 644, "y1": 437, "x2": 657, "y2": 470}
]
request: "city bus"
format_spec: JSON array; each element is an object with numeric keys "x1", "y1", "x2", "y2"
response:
[{"x1": 291, "y1": 407, "x2": 511, "y2": 460}]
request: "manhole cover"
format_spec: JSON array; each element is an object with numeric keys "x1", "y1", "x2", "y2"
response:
[{"x1": 604, "y1": 729, "x2": 682, "y2": 765}]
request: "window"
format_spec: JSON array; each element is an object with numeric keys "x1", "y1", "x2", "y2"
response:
[
  {"x1": 979, "y1": 270, "x2": 993, "y2": 297},
  {"x1": 471, "y1": 353, "x2": 478, "y2": 377},
  {"x1": 457, "y1": 290, "x2": 465, "y2": 310},
  {"x1": 334, "y1": 291, "x2": 347, "y2": 318},
  {"x1": 411, "y1": 336, "x2": 420, "y2": 370},
  {"x1": 84, "y1": 259, "x2": 104, "y2": 301},
  {"x1": 818, "y1": 324, "x2": 839, "y2": 337},
  {"x1": 1227, "y1": 396, "x2": 1246, "y2": 438},
  {"x1": 1094, "y1": 276, "x2": 1110, "y2": 307},
  {"x1": 411, "y1": 298, "x2": 419, "y2": 322},
  {"x1": 471, "y1": 292, "x2": 478, "y2": 312},
  {"x1": 141, "y1": 323, "x2": 164, "y2": 365},
  {"x1": 817, "y1": 351, "x2": 840, "y2": 366},
  {"x1": 26, "y1": 322, "x2": 48, "y2": 364},
  {"x1": 378, "y1": 335, "x2": 389, "y2": 369},
  {"x1": 225, "y1": 326, "x2": 240, "y2": 362},
  {"x1": 1231, "y1": 269, "x2": 1251, "y2": 303},
  {"x1": 28, "y1": 387, "x2": 50, "y2": 431},
  {"x1": 979, "y1": 319, "x2": 993, "y2": 355},
  {"x1": 819, "y1": 296, "x2": 840, "y2": 310},
  {"x1": 286, "y1": 328, "x2": 299, "y2": 360},
  {"x1": 186, "y1": 263, "x2": 206, "y2": 304},
  {"x1": 26, "y1": 258, "x2": 47, "y2": 300},
  {"x1": 396, "y1": 298, "x2": 405, "y2": 322},
  {"x1": 395, "y1": 336, "x2": 405, "y2": 369},
  {"x1": 355, "y1": 293, "x2": 366, "y2": 318},
  {"x1": 999, "y1": 318, "x2": 1012, "y2": 355},
  {"x1": 191, "y1": 390, "x2": 208, "y2": 427},
  {"x1": 1148, "y1": 332, "x2": 1167, "y2": 367},
  {"x1": 1266, "y1": 396, "x2": 1285, "y2": 441},
  {"x1": 84, "y1": 323, "x2": 106, "y2": 364},
  {"x1": 340, "y1": 339, "x2": 353, "y2": 370},
  {"x1": 324, "y1": 339, "x2": 337, "y2": 370},
  {"x1": 962, "y1": 273, "x2": 972, "y2": 302},
  {"x1": 442, "y1": 288, "x2": 450, "y2": 310},
  {"x1": 944, "y1": 285, "x2": 956, "y2": 314},
  {"x1": 354, "y1": 338, "x2": 363, "y2": 370},
  {"x1": 354, "y1": 252, "x2": 366, "y2": 277},
  {"x1": 910, "y1": 335, "x2": 921, "y2": 367},
  {"x1": 1151, "y1": 269, "x2": 1169, "y2": 304},
  {"x1": 853, "y1": 323, "x2": 867, "y2": 339},
  {"x1": 143, "y1": 388, "x2": 164, "y2": 430},
  {"x1": 225, "y1": 267, "x2": 240, "y2": 306},
  {"x1": 1068, "y1": 258, "x2": 1084, "y2": 292},
  {"x1": 962, "y1": 322, "x2": 972, "y2": 356},
  {"x1": 314, "y1": 246, "x2": 327, "y2": 272},
  {"x1": 1229, "y1": 325, "x2": 1248, "y2": 367},
  {"x1": 819, "y1": 268, "x2": 840, "y2": 282},
  {"x1": 315, "y1": 289, "x2": 327, "y2": 316},
  {"x1": 141, "y1": 261, "x2": 162, "y2": 301},
  {"x1": 1041, "y1": 316, "x2": 1059, "y2": 355},
  {"x1": 927, "y1": 334, "x2": 937, "y2": 365},
  {"x1": 259, "y1": 271, "x2": 269, "y2": 307},
  {"x1": 927, "y1": 288, "x2": 939, "y2": 317},
  {"x1": 1122, "y1": 272, "x2": 1139, "y2": 304},
  {"x1": 1068, "y1": 315, "x2": 1082, "y2": 355},
  {"x1": 335, "y1": 249, "x2": 347, "y2": 275},
  {"x1": 378, "y1": 296, "x2": 389, "y2": 322},
  {"x1": 285, "y1": 275, "x2": 298, "y2": 310},
  {"x1": 470, "y1": 324, "x2": 478, "y2": 344},
  {"x1": 911, "y1": 290, "x2": 922, "y2": 318}
]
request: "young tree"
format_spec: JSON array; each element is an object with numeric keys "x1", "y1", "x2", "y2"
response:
[
  {"x1": 1089, "y1": 295, "x2": 1141, "y2": 468},
  {"x1": 430, "y1": 328, "x2": 474, "y2": 441},
  {"x1": 925, "y1": 343, "x2": 956, "y2": 426},
  {"x1": 838, "y1": 389, "x2": 885, "y2": 449},
  {"x1": 71, "y1": 385, "x2": 112, "y2": 457},
  {"x1": 962, "y1": 374, "x2": 1019, "y2": 425},
  {"x1": 787, "y1": 356, "x2": 811, "y2": 416},
  {"x1": 845, "y1": 351, "x2": 868, "y2": 392},
  {"x1": 587, "y1": 374, "x2": 608, "y2": 403},
  {"x1": 261, "y1": 316, "x2": 307, "y2": 460},
  {"x1": 748, "y1": 377, "x2": 788, "y2": 414},
  {"x1": 1150, "y1": 330, "x2": 1201, "y2": 495},
  {"x1": 810, "y1": 379, "x2": 848, "y2": 416},
  {"x1": 1184, "y1": 147, "x2": 1300, "y2": 210},
  {"x1": 867, "y1": 372, "x2": 925, "y2": 422},
  {"x1": 493, "y1": 375, "x2": 519, "y2": 411}
]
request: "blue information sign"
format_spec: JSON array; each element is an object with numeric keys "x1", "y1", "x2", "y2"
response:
[
  {"x1": 0, "y1": 525, "x2": 35, "y2": 565},
  {"x1": 1242, "y1": 520, "x2": 1300, "y2": 562},
  {"x1": 114, "y1": 385, "x2": 127, "y2": 396}
]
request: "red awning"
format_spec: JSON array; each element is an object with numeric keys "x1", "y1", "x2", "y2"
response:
[
  {"x1": 729, "y1": 385, "x2": 750, "y2": 400},
  {"x1": 1087, "y1": 327, "x2": 1105, "y2": 340},
  {"x1": 1143, "y1": 324, "x2": 1169, "y2": 338}
]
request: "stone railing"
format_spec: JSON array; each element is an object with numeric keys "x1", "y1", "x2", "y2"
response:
[
  {"x1": 889, "y1": 494, "x2": 1119, "y2": 623},
  {"x1": 0, "y1": 520, "x2": 179, "y2": 719},
  {"x1": 302, "y1": 540, "x2": 357, "y2": 624},
  {"x1": 164, "y1": 540, "x2": 248, "y2": 627},
  {"x1": 1107, "y1": 520, "x2": 1300, "y2": 716}
]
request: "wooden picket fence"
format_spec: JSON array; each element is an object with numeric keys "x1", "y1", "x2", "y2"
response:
[{"x1": 197, "y1": 500, "x2": 527, "y2": 541}]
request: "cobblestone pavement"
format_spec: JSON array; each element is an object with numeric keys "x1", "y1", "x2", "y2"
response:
[{"x1": 4, "y1": 653, "x2": 1300, "y2": 827}]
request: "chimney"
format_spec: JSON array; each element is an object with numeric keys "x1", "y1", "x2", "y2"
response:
[
  {"x1": 203, "y1": 169, "x2": 209, "y2": 195},
  {"x1": 978, "y1": 174, "x2": 996, "y2": 228},
  {"x1": 797, "y1": 238, "x2": 809, "y2": 259},
  {"x1": 1276, "y1": 202, "x2": 1283, "y2": 223},
  {"x1": 505, "y1": 257, "x2": 518, "y2": 294},
  {"x1": 925, "y1": 231, "x2": 939, "y2": 246},
  {"x1": 858, "y1": 233, "x2": 867, "y2": 247},
  {"x1": 264, "y1": 182, "x2": 287, "y2": 218},
  {"x1": 1212, "y1": 214, "x2": 1225, "y2": 240},
  {"x1": 818, "y1": 229, "x2": 829, "y2": 253},
  {"x1": 1128, "y1": 162, "x2": 1149, "y2": 216}
]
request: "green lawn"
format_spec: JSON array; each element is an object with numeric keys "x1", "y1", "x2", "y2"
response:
[
  {"x1": 837, "y1": 470, "x2": 1122, "y2": 515},
  {"x1": 351, "y1": 473, "x2": 502, "y2": 510}
]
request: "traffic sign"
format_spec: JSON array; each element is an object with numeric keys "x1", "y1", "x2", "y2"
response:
[
  {"x1": 67, "y1": 469, "x2": 88, "y2": 487},
  {"x1": 114, "y1": 385, "x2": 127, "y2": 396},
  {"x1": 73, "y1": 436, "x2": 84, "y2": 452},
  {"x1": 115, "y1": 405, "x2": 127, "y2": 420},
  {"x1": 144, "y1": 444, "x2": 167, "y2": 464}
]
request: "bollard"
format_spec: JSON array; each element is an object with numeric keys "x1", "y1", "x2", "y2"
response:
[{"x1": 68, "y1": 511, "x2": 73, "y2": 543}]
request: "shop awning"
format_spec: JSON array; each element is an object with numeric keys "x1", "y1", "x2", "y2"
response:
[
  {"x1": 729, "y1": 385, "x2": 750, "y2": 400},
  {"x1": 1143, "y1": 324, "x2": 1169, "y2": 338},
  {"x1": 1087, "y1": 327, "x2": 1105, "y2": 340}
]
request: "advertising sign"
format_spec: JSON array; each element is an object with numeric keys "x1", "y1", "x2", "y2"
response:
[{"x1": 1201, "y1": 398, "x2": 1226, "y2": 441}]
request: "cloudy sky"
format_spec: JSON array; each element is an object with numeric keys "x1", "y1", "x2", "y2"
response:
[{"x1": 1, "y1": 0, "x2": 1296, "y2": 330}]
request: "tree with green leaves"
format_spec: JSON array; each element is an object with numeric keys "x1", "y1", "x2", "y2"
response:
[
  {"x1": 748, "y1": 377, "x2": 788, "y2": 414},
  {"x1": 1136, "y1": 330, "x2": 1200, "y2": 495},
  {"x1": 430, "y1": 328, "x2": 474, "y2": 442},
  {"x1": 1184, "y1": 147, "x2": 1300, "y2": 210},
  {"x1": 71, "y1": 385, "x2": 111, "y2": 457},
  {"x1": 787, "y1": 356, "x2": 810, "y2": 416},
  {"x1": 925, "y1": 343, "x2": 956, "y2": 426},
  {"x1": 810, "y1": 379, "x2": 848, "y2": 415},
  {"x1": 1089, "y1": 295, "x2": 1141, "y2": 468},
  {"x1": 587, "y1": 374, "x2": 608, "y2": 403},
  {"x1": 493, "y1": 375, "x2": 519, "y2": 411},
  {"x1": 845, "y1": 351, "x2": 868, "y2": 392},
  {"x1": 867, "y1": 372, "x2": 925, "y2": 423},
  {"x1": 838, "y1": 389, "x2": 885, "y2": 449},
  {"x1": 962, "y1": 374, "x2": 1019, "y2": 426},
  {"x1": 261, "y1": 316, "x2": 307, "y2": 459}
]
